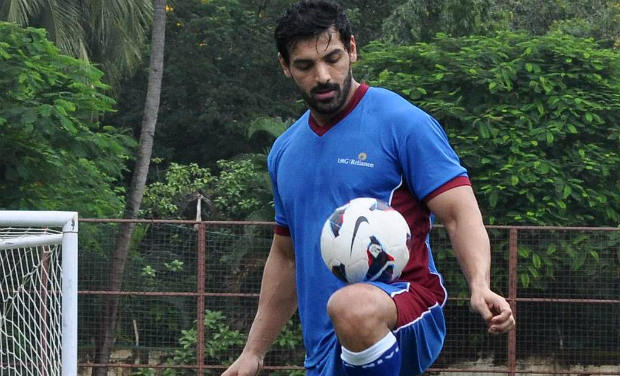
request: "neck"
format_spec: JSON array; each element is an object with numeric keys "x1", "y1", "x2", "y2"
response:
[{"x1": 311, "y1": 79, "x2": 360, "y2": 127}]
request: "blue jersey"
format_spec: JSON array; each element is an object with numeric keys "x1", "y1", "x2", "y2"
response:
[{"x1": 267, "y1": 84, "x2": 468, "y2": 368}]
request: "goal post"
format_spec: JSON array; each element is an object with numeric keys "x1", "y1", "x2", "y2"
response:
[{"x1": 0, "y1": 211, "x2": 78, "y2": 376}]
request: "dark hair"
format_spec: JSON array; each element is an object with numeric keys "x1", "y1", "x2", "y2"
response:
[{"x1": 275, "y1": 0, "x2": 352, "y2": 65}]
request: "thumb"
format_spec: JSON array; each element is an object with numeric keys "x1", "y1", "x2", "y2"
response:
[{"x1": 471, "y1": 295, "x2": 493, "y2": 323}]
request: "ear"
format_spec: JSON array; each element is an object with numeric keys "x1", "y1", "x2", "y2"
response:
[
  {"x1": 278, "y1": 53, "x2": 292, "y2": 78},
  {"x1": 348, "y1": 35, "x2": 358, "y2": 63}
]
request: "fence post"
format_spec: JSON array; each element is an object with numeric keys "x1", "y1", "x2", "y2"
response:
[
  {"x1": 197, "y1": 223, "x2": 206, "y2": 373},
  {"x1": 508, "y1": 228, "x2": 518, "y2": 376}
]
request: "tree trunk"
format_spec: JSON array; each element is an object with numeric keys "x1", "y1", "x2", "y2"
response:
[{"x1": 92, "y1": 0, "x2": 166, "y2": 374}]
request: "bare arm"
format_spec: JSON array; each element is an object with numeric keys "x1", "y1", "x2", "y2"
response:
[
  {"x1": 427, "y1": 185, "x2": 515, "y2": 334},
  {"x1": 222, "y1": 234, "x2": 298, "y2": 376}
]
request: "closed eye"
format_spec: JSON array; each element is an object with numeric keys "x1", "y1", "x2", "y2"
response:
[
  {"x1": 325, "y1": 51, "x2": 343, "y2": 64},
  {"x1": 294, "y1": 61, "x2": 313, "y2": 71}
]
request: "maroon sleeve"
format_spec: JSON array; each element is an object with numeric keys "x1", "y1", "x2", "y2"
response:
[
  {"x1": 274, "y1": 224, "x2": 291, "y2": 236},
  {"x1": 423, "y1": 176, "x2": 472, "y2": 203}
]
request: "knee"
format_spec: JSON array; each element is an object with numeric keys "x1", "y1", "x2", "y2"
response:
[
  {"x1": 327, "y1": 285, "x2": 366, "y2": 327},
  {"x1": 326, "y1": 284, "x2": 393, "y2": 336}
]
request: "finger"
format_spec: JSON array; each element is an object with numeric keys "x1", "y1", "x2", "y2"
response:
[
  {"x1": 471, "y1": 298, "x2": 493, "y2": 322},
  {"x1": 488, "y1": 294, "x2": 513, "y2": 317},
  {"x1": 489, "y1": 305, "x2": 515, "y2": 332},
  {"x1": 489, "y1": 314, "x2": 515, "y2": 333},
  {"x1": 490, "y1": 306, "x2": 512, "y2": 324},
  {"x1": 481, "y1": 296, "x2": 513, "y2": 333}
]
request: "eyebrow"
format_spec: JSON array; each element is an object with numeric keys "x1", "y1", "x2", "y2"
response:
[{"x1": 292, "y1": 49, "x2": 344, "y2": 66}]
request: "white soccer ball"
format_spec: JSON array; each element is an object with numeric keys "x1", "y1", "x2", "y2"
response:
[{"x1": 320, "y1": 197, "x2": 411, "y2": 283}]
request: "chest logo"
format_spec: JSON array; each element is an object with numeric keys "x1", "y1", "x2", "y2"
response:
[{"x1": 337, "y1": 152, "x2": 375, "y2": 168}]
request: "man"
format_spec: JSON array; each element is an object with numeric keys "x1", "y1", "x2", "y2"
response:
[{"x1": 222, "y1": 1, "x2": 515, "y2": 375}]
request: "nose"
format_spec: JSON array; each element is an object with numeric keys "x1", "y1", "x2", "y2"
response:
[{"x1": 315, "y1": 62, "x2": 331, "y2": 84}]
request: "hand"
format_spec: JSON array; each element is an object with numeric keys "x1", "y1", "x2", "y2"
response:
[
  {"x1": 221, "y1": 353, "x2": 263, "y2": 376},
  {"x1": 470, "y1": 288, "x2": 515, "y2": 334}
]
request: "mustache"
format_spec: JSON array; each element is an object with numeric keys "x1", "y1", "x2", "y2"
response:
[{"x1": 311, "y1": 83, "x2": 340, "y2": 94}]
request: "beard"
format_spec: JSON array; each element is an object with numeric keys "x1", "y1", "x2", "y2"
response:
[{"x1": 300, "y1": 69, "x2": 353, "y2": 116}]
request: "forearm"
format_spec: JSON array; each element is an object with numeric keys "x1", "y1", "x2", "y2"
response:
[
  {"x1": 444, "y1": 213, "x2": 491, "y2": 292},
  {"x1": 428, "y1": 186, "x2": 514, "y2": 332},
  {"x1": 242, "y1": 236, "x2": 297, "y2": 358},
  {"x1": 428, "y1": 185, "x2": 491, "y2": 293}
]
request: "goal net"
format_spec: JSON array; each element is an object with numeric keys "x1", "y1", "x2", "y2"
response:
[{"x1": 0, "y1": 211, "x2": 78, "y2": 376}]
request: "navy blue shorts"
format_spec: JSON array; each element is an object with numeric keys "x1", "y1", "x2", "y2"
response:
[{"x1": 306, "y1": 281, "x2": 446, "y2": 376}]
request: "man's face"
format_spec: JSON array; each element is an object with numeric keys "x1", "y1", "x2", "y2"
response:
[{"x1": 280, "y1": 28, "x2": 357, "y2": 117}]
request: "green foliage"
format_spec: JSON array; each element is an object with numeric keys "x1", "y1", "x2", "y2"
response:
[
  {"x1": 109, "y1": 0, "x2": 410, "y2": 169},
  {"x1": 120, "y1": 223, "x2": 197, "y2": 347},
  {"x1": 0, "y1": 0, "x2": 154, "y2": 87},
  {"x1": 142, "y1": 162, "x2": 215, "y2": 218},
  {"x1": 213, "y1": 159, "x2": 268, "y2": 220},
  {"x1": 511, "y1": 232, "x2": 619, "y2": 294},
  {"x1": 381, "y1": 0, "x2": 508, "y2": 44},
  {"x1": 381, "y1": 0, "x2": 620, "y2": 46},
  {"x1": 110, "y1": 0, "x2": 302, "y2": 168},
  {"x1": 337, "y1": 0, "x2": 406, "y2": 46},
  {"x1": 164, "y1": 310, "x2": 246, "y2": 373},
  {"x1": 358, "y1": 31, "x2": 620, "y2": 226},
  {"x1": 0, "y1": 22, "x2": 134, "y2": 216},
  {"x1": 247, "y1": 116, "x2": 291, "y2": 143},
  {"x1": 155, "y1": 310, "x2": 303, "y2": 376},
  {"x1": 131, "y1": 368, "x2": 155, "y2": 376},
  {"x1": 504, "y1": 0, "x2": 620, "y2": 45},
  {"x1": 142, "y1": 159, "x2": 272, "y2": 220}
]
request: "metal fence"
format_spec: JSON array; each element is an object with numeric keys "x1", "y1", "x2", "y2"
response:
[{"x1": 76, "y1": 219, "x2": 620, "y2": 375}]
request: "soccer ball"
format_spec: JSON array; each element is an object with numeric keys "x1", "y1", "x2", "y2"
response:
[{"x1": 320, "y1": 197, "x2": 411, "y2": 283}]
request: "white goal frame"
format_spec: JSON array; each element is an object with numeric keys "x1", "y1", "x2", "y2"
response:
[{"x1": 0, "y1": 211, "x2": 78, "y2": 376}]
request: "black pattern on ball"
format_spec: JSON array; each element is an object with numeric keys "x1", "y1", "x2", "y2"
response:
[
  {"x1": 365, "y1": 235, "x2": 395, "y2": 281},
  {"x1": 329, "y1": 207, "x2": 346, "y2": 237},
  {"x1": 331, "y1": 263, "x2": 348, "y2": 283}
]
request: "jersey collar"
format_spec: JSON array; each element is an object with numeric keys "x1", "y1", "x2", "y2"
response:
[{"x1": 309, "y1": 83, "x2": 369, "y2": 136}]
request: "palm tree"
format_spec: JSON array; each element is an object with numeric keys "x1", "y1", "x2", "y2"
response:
[
  {"x1": 93, "y1": 0, "x2": 167, "y2": 373},
  {"x1": 0, "y1": 0, "x2": 152, "y2": 85}
]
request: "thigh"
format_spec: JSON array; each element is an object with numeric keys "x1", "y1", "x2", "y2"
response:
[
  {"x1": 311, "y1": 282, "x2": 445, "y2": 376},
  {"x1": 368, "y1": 281, "x2": 446, "y2": 376}
]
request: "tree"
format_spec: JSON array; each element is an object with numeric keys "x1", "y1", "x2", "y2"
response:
[
  {"x1": 380, "y1": 0, "x2": 620, "y2": 46},
  {"x1": 337, "y1": 0, "x2": 406, "y2": 46},
  {"x1": 109, "y1": 0, "x2": 409, "y2": 170},
  {"x1": 381, "y1": 0, "x2": 508, "y2": 44},
  {"x1": 358, "y1": 32, "x2": 619, "y2": 357},
  {"x1": 501, "y1": 0, "x2": 620, "y2": 44},
  {"x1": 0, "y1": 22, "x2": 133, "y2": 216},
  {"x1": 92, "y1": 0, "x2": 167, "y2": 374},
  {"x1": 357, "y1": 32, "x2": 620, "y2": 226},
  {"x1": 0, "y1": 0, "x2": 153, "y2": 86},
  {"x1": 110, "y1": 0, "x2": 301, "y2": 168},
  {"x1": 141, "y1": 159, "x2": 271, "y2": 221}
]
